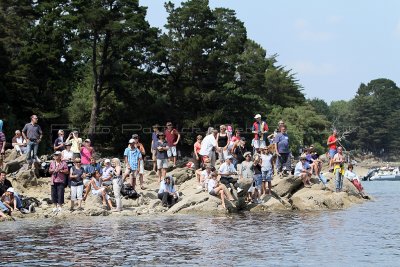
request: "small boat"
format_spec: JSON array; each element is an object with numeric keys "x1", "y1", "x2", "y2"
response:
[{"x1": 364, "y1": 167, "x2": 400, "y2": 181}]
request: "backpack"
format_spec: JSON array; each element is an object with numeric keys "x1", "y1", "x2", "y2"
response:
[{"x1": 120, "y1": 184, "x2": 139, "y2": 199}]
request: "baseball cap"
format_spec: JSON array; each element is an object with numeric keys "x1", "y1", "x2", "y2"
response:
[
  {"x1": 132, "y1": 134, "x2": 139, "y2": 139},
  {"x1": 84, "y1": 139, "x2": 91, "y2": 143},
  {"x1": 254, "y1": 114, "x2": 261, "y2": 119},
  {"x1": 104, "y1": 159, "x2": 111, "y2": 163},
  {"x1": 7, "y1": 187, "x2": 15, "y2": 193},
  {"x1": 128, "y1": 139, "x2": 135, "y2": 144}
]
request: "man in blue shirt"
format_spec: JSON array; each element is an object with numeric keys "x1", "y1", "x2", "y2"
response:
[
  {"x1": 274, "y1": 124, "x2": 291, "y2": 177},
  {"x1": 123, "y1": 139, "x2": 142, "y2": 190}
]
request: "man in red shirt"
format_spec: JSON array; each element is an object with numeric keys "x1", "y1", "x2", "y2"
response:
[
  {"x1": 327, "y1": 130, "x2": 338, "y2": 170},
  {"x1": 164, "y1": 122, "x2": 181, "y2": 168}
]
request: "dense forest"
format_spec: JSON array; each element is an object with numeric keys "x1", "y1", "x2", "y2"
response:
[{"x1": 0, "y1": 0, "x2": 399, "y2": 159}]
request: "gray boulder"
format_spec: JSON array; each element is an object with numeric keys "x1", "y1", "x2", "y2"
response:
[{"x1": 273, "y1": 175, "x2": 303, "y2": 197}]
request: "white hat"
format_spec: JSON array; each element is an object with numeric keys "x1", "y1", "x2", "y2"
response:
[
  {"x1": 128, "y1": 139, "x2": 135, "y2": 144},
  {"x1": 254, "y1": 114, "x2": 262, "y2": 119},
  {"x1": 104, "y1": 159, "x2": 111, "y2": 163},
  {"x1": 84, "y1": 139, "x2": 91, "y2": 143},
  {"x1": 54, "y1": 151, "x2": 62, "y2": 155},
  {"x1": 7, "y1": 187, "x2": 15, "y2": 193}
]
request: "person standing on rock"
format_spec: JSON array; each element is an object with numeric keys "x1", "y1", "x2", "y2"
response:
[
  {"x1": 111, "y1": 158, "x2": 123, "y2": 212},
  {"x1": 156, "y1": 133, "x2": 169, "y2": 182},
  {"x1": 53, "y1": 130, "x2": 65, "y2": 152},
  {"x1": 333, "y1": 146, "x2": 345, "y2": 192},
  {"x1": 0, "y1": 120, "x2": 6, "y2": 169},
  {"x1": 132, "y1": 134, "x2": 146, "y2": 190},
  {"x1": 69, "y1": 157, "x2": 85, "y2": 211},
  {"x1": 216, "y1": 125, "x2": 229, "y2": 163},
  {"x1": 274, "y1": 124, "x2": 291, "y2": 177},
  {"x1": 150, "y1": 124, "x2": 160, "y2": 172},
  {"x1": 199, "y1": 128, "x2": 218, "y2": 167},
  {"x1": 80, "y1": 139, "x2": 94, "y2": 172},
  {"x1": 327, "y1": 129, "x2": 338, "y2": 171},
  {"x1": 66, "y1": 131, "x2": 82, "y2": 160},
  {"x1": 123, "y1": 139, "x2": 142, "y2": 190},
  {"x1": 165, "y1": 122, "x2": 180, "y2": 168},
  {"x1": 252, "y1": 114, "x2": 269, "y2": 153},
  {"x1": 22, "y1": 115, "x2": 43, "y2": 169},
  {"x1": 49, "y1": 151, "x2": 69, "y2": 213}
]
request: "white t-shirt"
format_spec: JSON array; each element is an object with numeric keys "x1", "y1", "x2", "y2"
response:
[
  {"x1": 208, "y1": 179, "x2": 217, "y2": 193},
  {"x1": 261, "y1": 154, "x2": 273, "y2": 171},
  {"x1": 344, "y1": 170, "x2": 359, "y2": 181},
  {"x1": 219, "y1": 162, "x2": 236, "y2": 175},
  {"x1": 294, "y1": 161, "x2": 304, "y2": 176},
  {"x1": 199, "y1": 134, "x2": 216, "y2": 157},
  {"x1": 61, "y1": 150, "x2": 73, "y2": 161}
]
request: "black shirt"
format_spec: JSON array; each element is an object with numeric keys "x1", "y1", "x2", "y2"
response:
[
  {"x1": 234, "y1": 145, "x2": 248, "y2": 164},
  {"x1": 0, "y1": 179, "x2": 12, "y2": 196}
]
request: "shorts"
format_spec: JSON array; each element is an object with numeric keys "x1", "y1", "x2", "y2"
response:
[
  {"x1": 329, "y1": 149, "x2": 337, "y2": 159},
  {"x1": 91, "y1": 188, "x2": 110, "y2": 200},
  {"x1": 209, "y1": 189, "x2": 217, "y2": 196},
  {"x1": 262, "y1": 170, "x2": 272, "y2": 182},
  {"x1": 157, "y1": 159, "x2": 169, "y2": 169},
  {"x1": 124, "y1": 168, "x2": 138, "y2": 179},
  {"x1": 167, "y1": 146, "x2": 177, "y2": 157},
  {"x1": 254, "y1": 174, "x2": 262, "y2": 190},
  {"x1": 70, "y1": 185, "x2": 83, "y2": 201},
  {"x1": 83, "y1": 178, "x2": 91, "y2": 186},
  {"x1": 252, "y1": 139, "x2": 266, "y2": 149}
]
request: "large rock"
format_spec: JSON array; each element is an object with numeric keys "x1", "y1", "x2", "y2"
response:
[
  {"x1": 15, "y1": 169, "x2": 37, "y2": 187},
  {"x1": 3, "y1": 154, "x2": 27, "y2": 174},
  {"x1": 250, "y1": 196, "x2": 290, "y2": 212},
  {"x1": 168, "y1": 168, "x2": 194, "y2": 184},
  {"x1": 273, "y1": 175, "x2": 303, "y2": 197},
  {"x1": 4, "y1": 149, "x2": 18, "y2": 162}
]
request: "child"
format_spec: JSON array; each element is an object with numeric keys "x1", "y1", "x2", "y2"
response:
[{"x1": 261, "y1": 147, "x2": 273, "y2": 196}]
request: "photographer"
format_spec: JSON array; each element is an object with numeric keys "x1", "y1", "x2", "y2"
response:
[{"x1": 65, "y1": 131, "x2": 82, "y2": 160}]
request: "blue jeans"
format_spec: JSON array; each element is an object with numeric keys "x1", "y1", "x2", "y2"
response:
[
  {"x1": 0, "y1": 201, "x2": 8, "y2": 212},
  {"x1": 335, "y1": 169, "x2": 343, "y2": 191},
  {"x1": 26, "y1": 141, "x2": 39, "y2": 164},
  {"x1": 14, "y1": 192, "x2": 23, "y2": 209},
  {"x1": 319, "y1": 173, "x2": 327, "y2": 185}
]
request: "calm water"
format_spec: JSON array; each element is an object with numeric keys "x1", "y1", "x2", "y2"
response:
[{"x1": 1, "y1": 182, "x2": 399, "y2": 266}]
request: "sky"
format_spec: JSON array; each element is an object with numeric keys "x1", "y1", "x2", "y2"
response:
[{"x1": 140, "y1": 0, "x2": 400, "y2": 103}]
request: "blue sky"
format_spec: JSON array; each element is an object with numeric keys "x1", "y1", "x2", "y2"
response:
[{"x1": 140, "y1": 0, "x2": 400, "y2": 103}]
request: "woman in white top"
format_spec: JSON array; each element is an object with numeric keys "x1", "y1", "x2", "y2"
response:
[
  {"x1": 111, "y1": 158, "x2": 123, "y2": 212},
  {"x1": 207, "y1": 173, "x2": 234, "y2": 209},
  {"x1": 61, "y1": 143, "x2": 74, "y2": 162},
  {"x1": 344, "y1": 164, "x2": 366, "y2": 197}
]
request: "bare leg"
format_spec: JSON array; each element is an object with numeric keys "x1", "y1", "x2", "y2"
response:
[
  {"x1": 267, "y1": 181, "x2": 272, "y2": 195},
  {"x1": 130, "y1": 174, "x2": 136, "y2": 190},
  {"x1": 219, "y1": 190, "x2": 226, "y2": 208},
  {"x1": 139, "y1": 174, "x2": 144, "y2": 189}
]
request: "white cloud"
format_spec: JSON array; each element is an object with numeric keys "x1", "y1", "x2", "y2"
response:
[
  {"x1": 294, "y1": 18, "x2": 333, "y2": 42},
  {"x1": 289, "y1": 60, "x2": 337, "y2": 76}
]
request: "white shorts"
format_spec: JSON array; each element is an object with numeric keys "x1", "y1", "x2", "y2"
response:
[
  {"x1": 252, "y1": 139, "x2": 266, "y2": 149},
  {"x1": 157, "y1": 159, "x2": 169, "y2": 169},
  {"x1": 71, "y1": 185, "x2": 84, "y2": 201},
  {"x1": 92, "y1": 188, "x2": 110, "y2": 200},
  {"x1": 139, "y1": 160, "x2": 144, "y2": 174},
  {"x1": 167, "y1": 146, "x2": 177, "y2": 157}
]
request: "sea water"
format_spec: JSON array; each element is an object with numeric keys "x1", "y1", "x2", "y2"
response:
[{"x1": 1, "y1": 181, "x2": 399, "y2": 266}]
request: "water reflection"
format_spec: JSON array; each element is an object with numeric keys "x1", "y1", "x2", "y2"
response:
[{"x1": 1, "y1": 182, "x2": 399, "y2": 266}]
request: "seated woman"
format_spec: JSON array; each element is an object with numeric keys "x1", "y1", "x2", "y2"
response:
[
  {"x1": 200, "y1": 164, "x2": 215, "y2": 191},
  {"x1": 158, "y1": 176, "x2": 178, "y2": 208},
  {"x1": 344, "y1": 164, "x2": 367, "y2": 197},
  {"x1": 207, "y1": 173, "x2": 234, "y2": 209},
  {"x1": 90, "y1": 170, "x2": 114, "y2": 210},
  {"x1": 1, "y1": 187, "x2": 21, "y2": 215}
]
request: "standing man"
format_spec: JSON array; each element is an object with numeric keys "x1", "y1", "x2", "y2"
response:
[
  {"x1": 327, "y1": 129, "x2": 338, "y2": 171},
  {"x1": 123, "y1": 139, "x2": 142, "y2": 190},
  {"x1": 199, "y1": 128, "x2": 218, "y2": 167},
  {"x1": 165, "y1": 122, "x2": 180, "y2": 168},
  {"x1": 274, "y1": 124, "x2": 291, "y2": 177},
  {"x1": 0, "y1": 120, "x2": 6, "y2": 170},
  {"x1": 53, "y1": 130, "x2": 65, "y2": 152},
  {"x1": 252, "y1": 114, "x2": 269, "y2": 153},
  {"x1": 150, "y1": 124, "x2": 160, "y2": 172},
  {"x1": 132, "y1": 134, "x2": 146, "y2": 190},
  {"x1": 22, "y1": 115, "x2": 43, "y2": 169},
  {"x1": 333, "y1": 146, "x2": 345, "y2": 192}
]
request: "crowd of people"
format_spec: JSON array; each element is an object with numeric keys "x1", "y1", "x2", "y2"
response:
[{"x1": 0, "y1": 114, "x2": 368, "y2": 217}]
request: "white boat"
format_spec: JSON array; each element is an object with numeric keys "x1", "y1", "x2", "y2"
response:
[{"x1": 368, "y1": 167, "x2": 400, "y2": 181}]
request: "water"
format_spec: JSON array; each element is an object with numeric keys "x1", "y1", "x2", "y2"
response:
[{"x1": 1, "y1": 182, "x2": 400, "y2": 266}]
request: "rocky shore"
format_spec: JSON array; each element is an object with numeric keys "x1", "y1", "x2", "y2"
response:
[{"x1": 0, "y1": 150, "x2": 374, "y2": 222}]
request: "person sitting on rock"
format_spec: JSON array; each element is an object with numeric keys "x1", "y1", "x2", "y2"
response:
[
  {"x1": 294, "y1": 156, "x2": 312, "y2": 188},
  {"x1": 158, "y1": 176, "x2": 178, "y2": 208},
  {"x1": 207, "y1": 172, "x2": 234, "y2": 209},
  {"x1": 200, "y1": 164, "x2": 215, "y2": 191},
  {"x1": 218, "y1": 156, "x2": 240, "y2": 192},
  {"x1": 344, "y1": 164, "x2": 367, "y2": 198},
  {"x1": 12, "y1": 130, "x2": 27, "y2": 155},
  {"x1": 0, "y1": 171, "x2": 25, "y2": 212},
  {"x1": 90, "y1": 170, "x2": 114, "y2": 210},
  {"x1": 1, "y1": 187, "x2": 22, "y2": 215},
  {"x1": 83, "y1": 157, "x2": 101, "y2": 201},
  {"x1": 101, "y1": 159, "x2": 114, "y2": 186}
]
